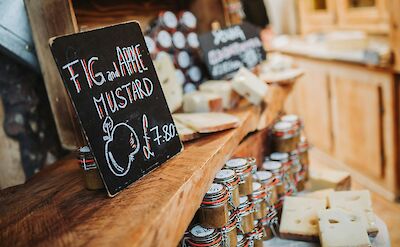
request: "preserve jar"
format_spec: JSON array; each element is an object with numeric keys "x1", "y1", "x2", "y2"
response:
[
  {"x1": 269, "y1": 152, "x2": 292, "y2": 193},
  {"x1": 249, "y1": 182, "x2": 267, "y2": 220},
  {"x1": 246, "y1": 221, "x2": 264, "y2": 247},
  {"x1": 187, "y1": 32, "x2": 200, "y2": 50},
  {"x1": 259, "y1": 212, "x2": 276, "y2": 240},
  {"x1": 176, "y1": 50, "x2": 191, "y2": 69},
  {"x1": 281, "y1": 114, "x2": 302, "y2": 143},
  {"x1": 187, "y1": 225, "x2": 223, "y2": 247},
  {"x1": 199, "y1": 183, "x2": 229, "y2": 228},
  {"x1": 271, "y1": 121, "x2": 297, "y2": 153},
  {"x1": 247, "y1": 157, "x2": 258, "y2": 174},
  {"x1": 253, "y1": 171, "x2": 278, "y2": 206},
  {"x1": 289, "y1": 151, "x2": 302, "y2": 192},
  {"x1": 262, "y1": 160, "x2": 285, "y2": 198},
  {"x1": 186, "y1": 66, "x2": 202, "y2": 85},
  {"x1": 238, "y1": 196, "x2": 255, "y2": 234},
  {"x1": 221, "y1": 211, "x2": 238, "y2": 247},
  {"x1": 236, "y1": 235, "x2": 250, "y2": 247},
  {"x1": 298, "y1": 136, "x2": 310, "y2": 181},
  {"x1": 155, "y1": 30, "x2": 172, "y2": 51},
  {"x1": 225, "y1": 158, "x2": 253, "y2": 196},
  {"x1": 178, "y1": 11, "x2": 197, "y2": 32},
  {"x1": 78, "y1": 146, "x2": 104, "y2": 190},
  {"x1": 214, "y1": 169, "x2": 241, "y2": 209}
]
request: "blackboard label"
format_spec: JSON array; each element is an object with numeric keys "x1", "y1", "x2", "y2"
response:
[
  {"x1": 50, "y1": 22, "x2": 183, "y2": 197},
  {"x1": 199, "y1": 22, "x2": 266, "y2": 79}
]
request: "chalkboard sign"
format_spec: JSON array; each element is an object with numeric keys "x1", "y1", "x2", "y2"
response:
[
  {"x1": 199, "y1": 22, "x2": 266, "y2": 80},
  {"x1": 50, "y1": 22, "x2": 183, "y2": 197}
]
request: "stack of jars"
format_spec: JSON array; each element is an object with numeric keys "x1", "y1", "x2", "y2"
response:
[
  {"x1": 144, "y1": 10, "x2": 206, "y2": 93},
  {"x1": 78, "y1": 146, "x2": 104, "y2": 190},
  {"x1": 264, "y1": 114, "x2": 310, "y2": 217},
  {"x1": 184, "y1": 157, "x2": 279, "y2": 247}
]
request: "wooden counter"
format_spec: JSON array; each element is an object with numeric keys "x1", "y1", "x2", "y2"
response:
[{"x1": 0, "y1": 84, "x2": 292, "y2": 247}]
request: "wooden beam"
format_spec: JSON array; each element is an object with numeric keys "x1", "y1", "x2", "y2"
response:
[{"x1": 24, "y1": 0, "x2": 84, "y2": 149}]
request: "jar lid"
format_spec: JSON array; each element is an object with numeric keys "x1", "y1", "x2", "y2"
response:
[
  {"x1": 273, "y1": 121, "x2": 292, "y2": 132},
  {"x1": 190, "y1": 225, "x2": 214, "y2": 238},
  {"x1": 144, "y1": 36, "x2": 156, "y2": 54},
  {"x1": 156, "y1": 30, "x2": 172, "y2": 48},
  {"x1": 175, "y1": 69, "x2": 185, "y2": 86},
  {"x1": 161, "y1": 11, "x2": 178, "y2": 29},
  {"x1": 251, "y1": 182, "x2": 266, "y2": 200},
  {"x1": 270, "y1": 152, "x2": 289, "y2": 162},
  {"x1": 172, "y1": 31, "x2": 186, "y2": 49},
  {"x1": 239, "y1": 196, "x2": 248, "y2": 205},
  {"x1": 281, "y1": 114, "x2": 299, "y2": 123},
  {"x1": 177, "y1": 51, "x2": 190, "y2": 69},
  {"x1": 215, "y1": 169, "x2": 235, "y2": 180},
  {"x1": 225, "y1": 158, "x2": 247, "y2": 169},
  {"x1": 206, "y1": 183, "x2": 223, "y2": 195},
  {"x1": 262, "y1": 161, "x2": 282, "y2": 171},
  {"x1": 79, "y1": 146, "x2": 90, "y2": 153},
  {"x1": 214, "y1": 169, "x2": 239, "y2": 187},
  {"x1": 254, "y1": 171, "x2": 272, "y2": 182},
  {"x1": 187, "y1": 32, "x2": 200, "y2": 49},
  {"x1": 187, "y1": 66, "x2": 202, "y2": 83},
  {"x1": 188, "y1": 224, "x2": 222, "y2": 245},
  {"x1": 183, "y1": 82, "x2": 196, "y2": 94},
  {"x1": 202, "y1": 183, "x2": 228, "y2": 207},
  {"x1": 180, "y1": 11, "x2": 197, "y2": 29},
  {"x1": 252, "y1": 182, "x2": 261, "y2": 191}
]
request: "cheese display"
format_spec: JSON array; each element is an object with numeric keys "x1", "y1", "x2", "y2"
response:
[
  {"x1": 232, "y1": 67, "x2": 269, "y2": 105},
  {"x1": 328, "y1": 190, "x2": 379, "y2": 237},
  {"x1": 183, "y1": 91, "x2": 223, "y2": 113},
  {"x1": 173, "y1": 112, "x2": 239, "y2": 133},
  {"x1": 279, "y1": 196, "x2": 326, "y2": 242},
  {"x1": 199, "y1": 80, "x2": 240, "y2": 109},
  {"x1": 153, "y1": 52, "x2": 183, "y2": 112},
  {"x1": 310, "y1": 167, "x2": 351, "y2": 191},
  {"x1": 318, "y1": 208, "x2": 371, "y2": 247}
]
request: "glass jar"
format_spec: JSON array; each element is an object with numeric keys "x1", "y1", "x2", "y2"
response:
[
  {"x1": 249, "y1": 182, "x2": 267, "y2": 220},
  {"x1": 214, "y1": 169, "x2": 241, "y2": 210},
  {"x1": 259, "y1": 211, "x2": 276, "y2": 241},
  {"x1": 176, "y1": 50, "x2": 191, "y2": 69},
  {"x1": 221, "y1": 211, "x2": 238, "y2": 247},
  {"x1": 246, "y1": 221, "x2": 264, "y2": 247},
  {"x1": 225, "y1": 158, "x2": 253, "y2": 196},
  {"x1": 172, "y1": 31, "x2": 186, "y2": 50},
  {"x1": 187, "y1": 32, "x2": 200, "y2": 50},
  {"x1": 298, "y1": 136, "x2": 310, "y2": 181},
  {"x1": 236, "y1": 235, "x2": 250, "y2": 247},
  {"x1": 247, "y1": 157, "x2": 257, "y2": 175},
  {"x1": 269, "y1": 152, "x2": 292, "y2": 194},
  {"x1": 238, "y1": 196, "x2": 255, "y2": 234},
  {"x1": 178, "y1": 11, "x2": 197, "y2": 32},
  {"x1": 155, "y1": 30, "x2": 172, "y2": 51},
  {"x1": 187, "y1": 225, "x2": 223, "y2": 247},
  {"x1": 199, "y1": 183, "x2": 229, "y2": 228},
  {"x1": 253, "y1": 171, "x2": 278, "y2": 206},
  {"x1": 78, "y1": 146, "x2": 104, "y2": 190},
  {"x1": 281, "y1": 114, "x2": 302, "y2": 143},
  {"x1": 262, "y1": 160, "x2": 285, "y2": 198},
  {"x1": 186, "y1": 66, "x2": 202, "y2": 85},
  {"x1": 289, "y1": 151, "x2": 303, "y2": 192},
  {"x1": 271, "y1": 121, "x2": 297, "y2": 153}
]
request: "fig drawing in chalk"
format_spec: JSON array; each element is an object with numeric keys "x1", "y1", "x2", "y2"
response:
[{"x1": 103, "y1": 116, "x2": 140, "y2": 177}]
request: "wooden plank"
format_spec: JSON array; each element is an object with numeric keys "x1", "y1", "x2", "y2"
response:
[
  {"x1": 24, "y1": 0, "x2": 84, "y2": 149},
  {"x1": 389, "y1": 0, "x2": 400, "y2": 72},
  {"x1": 0, "y1": 106, "x2": 266, "y2": 247}
]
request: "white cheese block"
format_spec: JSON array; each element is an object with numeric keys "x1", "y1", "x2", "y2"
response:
[
  {"x1": 328, "y1": 190, "x2": 378, "y2": 237},
  {"x1": 199, "y1": 80, "x2": 240, "y2": 109},
  {"x1": 173, "y1": 112, "x2": 239, "y2": 133},
  {"x1": 154, "y1": 52, "x2": 183, "y2": 112},
  {"x1": 232, "y1": 67, "x2": 268, "y2": 105},
  {"x1": 279, "y1": 196, "x2": 326, "y2": 242},
  {"x1": 173, "y1": 118, "x2": 199, "y2": 142},
  {"x1": 318, "y1": 208, "x2": 371, "y2": 247},
  {"x1": 310, "y1": 167, "x2": 351, "y2": 191},
  {"x1": 183, "y1": 91, "x2": 223, "y2": 113},
  {"x1": 303, "y1": 189, "x2": 334, "y2": 207}
]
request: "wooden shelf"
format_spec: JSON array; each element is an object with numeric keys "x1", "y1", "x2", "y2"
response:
[{"x1": 0, "y1": 85, "x2": 292, "y2": 247}]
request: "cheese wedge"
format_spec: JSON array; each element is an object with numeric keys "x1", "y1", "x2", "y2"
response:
[
  {"x1": 303, "y1": 189, "x2": 334, "y2": 208},
  {"x1": 318, "y1": 208, "x2": 371, "y2": 247},
  {"x1": 279, "y1": 196, "x2": 326, "y2": 242},
  {"x1": 183, "y1": 91, "x2": 223, "y2": 113},
  {"x1": 328, "y1": 190, "x2": 378, "y2": 237},
  {"x1": 232, "y1": 67, "x2": 268, "y2": 105},
  {"x1": 310, "y1": 167, "x2": 351, "y2": 191},
  {"x1": 154, "y1": 52, "x2": 183, "y2": 112},
  {"x1": 199, "y1": 80, "x2": 240, "y2": 109},
  {"x1": 173, "y1": 112, "x2": 239, "y2": 133},
  {"x1": 173, "y1": 118, "x2": 200, "y2": 142}
]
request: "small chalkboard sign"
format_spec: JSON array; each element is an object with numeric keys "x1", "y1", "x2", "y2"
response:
[
  {"x1": 50, "y1": 22, "x2": 183, "y2": 197},
  {"x1": 199, "y1": 22, "x2": 266, "y2": 80}
]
